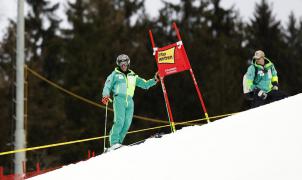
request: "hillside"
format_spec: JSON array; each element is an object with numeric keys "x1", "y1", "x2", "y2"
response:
[{"x1": 30, "y1": 94, "x2": 302, "y2": 180}]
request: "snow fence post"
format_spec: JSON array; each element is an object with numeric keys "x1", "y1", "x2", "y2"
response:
[
  {"x1": 0, "y1": 166, "x2": 3, "y2": 179},
  {"x1": 36, "y1": 162, "x2": 40, "y2": 173}
]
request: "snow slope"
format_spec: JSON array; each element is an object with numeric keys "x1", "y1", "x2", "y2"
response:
[{"x1": 30, "y1": 94, "x2": 302, "y2": 180}]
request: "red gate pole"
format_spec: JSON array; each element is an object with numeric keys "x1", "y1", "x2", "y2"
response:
[
  {"x1": 173, "y1": 22, "x2": 210, "y2": 123},
  {"x1": 149, "y1": 30, "x2": 176, "y2": 132},
  {"x1": 148, "y1": 30, "x2": 155, "y2": 49},
  {"x1": 173, "y1": 22, "x2": 182, "y2": 41},
  {"x1": 189, "y1": 69, "x2": 210, "y2": 123},
  {"x1": 160, "y1": 77, "x2": 176, "y2": 132}
]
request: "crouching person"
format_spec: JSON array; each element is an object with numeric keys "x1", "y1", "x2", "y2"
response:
[{"x1": 243, "y1": 50, "x2": 287, "y2": 108}]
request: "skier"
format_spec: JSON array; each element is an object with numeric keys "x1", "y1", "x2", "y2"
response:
[
  {"x1": 243, "y1": 50, "x2": 287, "y2": 108},
  {"x1": 101, "y1": 54, "x2": 159, "y2": 151}
]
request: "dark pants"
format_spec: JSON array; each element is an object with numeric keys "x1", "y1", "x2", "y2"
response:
[{"x1": 246, "y1": 90, "x2": 287, "y2": 108}]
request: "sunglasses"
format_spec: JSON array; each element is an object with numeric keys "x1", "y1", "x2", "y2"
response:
[{"x1": 119, "y1": 60, "x2": 129, "y2": 66}]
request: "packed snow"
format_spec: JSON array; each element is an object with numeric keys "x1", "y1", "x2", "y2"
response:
[{"x1": 30, "y1": 94, "x2": 302, "y2": 180}]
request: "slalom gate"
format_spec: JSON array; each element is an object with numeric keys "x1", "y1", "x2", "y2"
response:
[{"x1": 149, "y1": 22, "x2": 210, "y2": 132}]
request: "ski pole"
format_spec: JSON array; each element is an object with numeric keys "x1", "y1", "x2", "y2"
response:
[{"x1": 103, "y1": 98, "x2": 112, "y2": 153}]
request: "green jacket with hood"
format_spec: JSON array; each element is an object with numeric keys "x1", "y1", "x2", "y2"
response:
[
  {"x1": 102, "y1": 67, "x2": 157, "y2": 98},
  {"x1": 244, "y1": 57, "x2": 278, "y2": 93}
]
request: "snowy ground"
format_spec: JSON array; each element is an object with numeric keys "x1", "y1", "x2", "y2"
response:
[{"x1": 29, "y1": 93, "x2": 302, "y2": 180}]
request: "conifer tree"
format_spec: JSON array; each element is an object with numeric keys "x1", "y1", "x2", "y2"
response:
[
  {"x1": 0, "y1": 23, "x2": 17, "y2": 174},
  {"x1": 24, "y1": 0, "x2": 65, "y2": 170},
  {"x1": 285, "y1": 13, "x2": 302, "y2": 94},
  {"x1": 246, "y1": 0, "x2": 288, "y2": 92}
]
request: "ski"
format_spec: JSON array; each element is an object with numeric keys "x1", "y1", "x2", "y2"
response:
[
  {"x1": 129, "y1": 133, "x2": 165, "y2": 146},
  {"x1": 103, "y1": 133, "x2": 165, "y2": 154}
]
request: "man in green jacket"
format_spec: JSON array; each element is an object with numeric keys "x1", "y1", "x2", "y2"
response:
[
  {"x1": 101, "y1": 54, "x2": 159, "y2": 151},
  {"x1": 243, "y1": 50, "x2": 286, "y2": 108}
]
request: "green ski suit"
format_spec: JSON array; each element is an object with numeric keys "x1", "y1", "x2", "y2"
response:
[
  {"x1": 102, "y1": 68, "x2": 157, "y2": 146},
  {"x1": 245, "y1": 58, "x2": 278, "y2": 93}
]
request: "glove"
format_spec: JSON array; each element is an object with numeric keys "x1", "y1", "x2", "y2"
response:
[
  {"x1": 101, "y1": 96, "x2": 110, "y2": 105},
  {"x1": 154, "y1": 72, "x2": 160, "y2": 82},
  {"x1": 257, "y1": 90, "x2": 267, "y2": 100},
  {"x1": 272, "y1": 81, "x2": 278, "y2": 91}
]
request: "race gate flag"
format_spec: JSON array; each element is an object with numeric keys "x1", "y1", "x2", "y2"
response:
[
  {"x1": 149, "y1": 23, "x2": 210, "y2": 132},
  {"x1": 155, "y1": 41, "x2": 191, "y2": 77}
]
